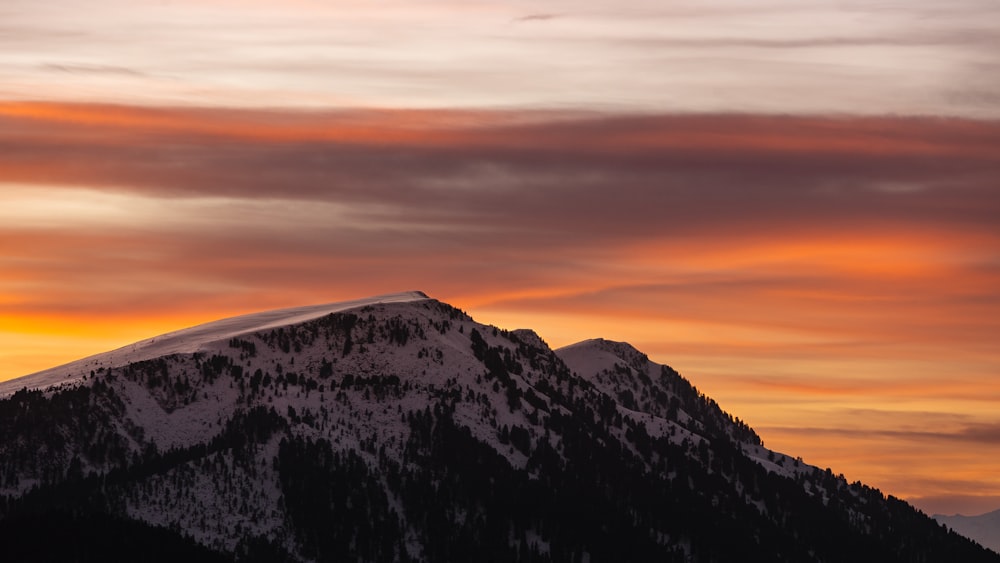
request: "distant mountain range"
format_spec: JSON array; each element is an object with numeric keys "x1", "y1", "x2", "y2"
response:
[
  {"x1": 1, "y1": 291, "x2": 996, "y2": 562},
  {"x1": 936, "y1": 509, "x2": 1000, "y2": 554}
]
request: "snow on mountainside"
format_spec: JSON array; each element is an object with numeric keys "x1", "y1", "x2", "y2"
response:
[
  {"x1": 0, "y1": 290, "x2": 429, "y2": 397},
  {"x1": 557, "y1": 338, "x2": 810, "y2": 481},
  {"x1": 1, "y1": 292, "x2": 996, "y2": 563},
  {"x1": 936, "y1": 509, "x2": 1000, "y2": 553}
]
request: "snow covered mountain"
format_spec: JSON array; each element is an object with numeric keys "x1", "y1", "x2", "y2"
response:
[
  {"x1": 0, "y1": 291, "x2": 430, "y2": 398},
  {"x1": 0, "y1": 292, "x2": 995, "y2": 562},
  {"x1": 936, "y1": 509, "x2": 1000, "y2": 553}
]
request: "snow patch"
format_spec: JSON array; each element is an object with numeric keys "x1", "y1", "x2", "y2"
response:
[{"x1": 0, "y1": 291, "x2": 428, "y2": 397}]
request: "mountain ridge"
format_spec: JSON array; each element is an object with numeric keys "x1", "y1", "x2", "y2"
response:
[
  {"x1": 0, "y1": 292, "x2": 995, "y2": 562},
  {"x1": 0, "y1": 290, "x2": 430, "y2": 398}
]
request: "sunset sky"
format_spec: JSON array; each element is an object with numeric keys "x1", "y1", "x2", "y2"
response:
[{"x1": 2, "y1": 0, "x2": 999, "y2": 516}]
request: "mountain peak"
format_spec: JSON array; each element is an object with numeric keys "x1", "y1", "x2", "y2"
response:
[
  {"x1": 557, "y1": 337, "x2": 651, "y2": 375},
  {"x1": 2, "y1": 292, "x2": 998, "y2": 562},
  {"x1": 0, "y1": 290, "x2": 430, "y2": 396},
  {"x1": 509, "y1": 328, "x2": 548, "y2": 350}
]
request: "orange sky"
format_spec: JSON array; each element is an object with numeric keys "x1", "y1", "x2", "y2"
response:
[
  {"x1": 3, "y1": 0, "x2": 1000, "y2": 519},
  {"x1": 2, "y1": 102, "x2": 999, "y2": 515}
]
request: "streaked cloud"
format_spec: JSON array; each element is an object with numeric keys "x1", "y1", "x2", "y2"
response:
[
  {"x1": 2, "y1": 0, "x2": 999, "y2": 517},
  {"x1": 513, "y1": 14, "x2": 560, "y2": 23},
  {"x1": 2, "y1": 0, "x2": 998, "y2": 115},
  {"x1": 41, "y1": 63, "x2": 144, "y2": 76},
  {"x1": 2, "y1": 107, "x2": 997, "y2": 437},
  {"x1": 765, "y1": 422, "x2": 1000, "y2": 446},
  {"x1": 1, "y1": 103, "x2": 996, "y2": 305},
  {"x1": 761, "y1": 417, "x2": 1000, "y2": 516}
]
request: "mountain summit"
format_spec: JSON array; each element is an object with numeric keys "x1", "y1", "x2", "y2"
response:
[
  {"x1": 0, "y1": 290, "x2": 430, "y2": 397},
  {"x1": 0, "y1": 293, "x2": 994, "y2": 562}
]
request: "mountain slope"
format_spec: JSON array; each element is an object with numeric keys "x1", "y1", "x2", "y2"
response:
[
  {"x1": 0, "y1": 290, "x2": 429, "y2": 398},
  {"x1": 0, "y1": 293, "x2": 995, "y2": 562},
  {"x1": 936, "y1": 509, "x2": 1000, "y2": 553}
]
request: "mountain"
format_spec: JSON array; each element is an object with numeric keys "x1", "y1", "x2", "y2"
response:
[
  {"x1": 936, "y1": 509, "x2": 1000, "y2": 554},
  {"x1": 0, "y1": 291, "x2": 995, "y2": 562}
]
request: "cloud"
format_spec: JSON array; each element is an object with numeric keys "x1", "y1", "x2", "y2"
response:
[
  {"x1": 762, "y1": 422, "x2": 1000, "y2": 446},
  {"x1": 2, "y1": 105, "x2": 998, "y2": 234},
  {"x1": 1, "y1": 102, "x2": 998, "y2": 514},
  {"x1": 513, "y1": 13, "x2": 559, "y2": 23},
  {"x1": 3, "y1": 1, "x2": 999, "y2": 116},
  {"x1": 1, "y1": 104, "x2": 997, "y2": 321},
  {"x1": 5, "y1": 105, "x2": 996, "y2": 447},
  {"x1": 621, "y1": 28, "x2": 1000, "y2": 50},
  {"x1": 41, "y1": 63, "x2": 144, "y2": 76},
  {"x1": 957, "y1": 423, "x2": 1000, "y2": 444}
]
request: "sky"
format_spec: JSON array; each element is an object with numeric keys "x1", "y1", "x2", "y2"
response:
[{"x1": 1, "y1": 0, "x2": 998, "y2": 516}]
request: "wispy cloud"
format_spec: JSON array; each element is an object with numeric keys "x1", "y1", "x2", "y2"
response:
[
  {"x1": 764, "y1": 423, "x2": 1000, "y2": 445},
  {"x1": 0, "y1": 37, "x2": 998, "y2": 517},
  {"x1": 513, "y1": 13, "x2": 560, "y2": 23},
  {"x1": 2, "y1": 105, "x2": 997, "y2": 221},
  {"x1": 41, "y1": 63, "x2": 145, "y2": 76},
  {"x1": 2, "y1": 0, "x2": 999, "y2": 518},
  {"x1": 1, "y1": 1, "x2": 998, "y2": 115},
  {"x1": 2, "y1": 104, "x2": 997, "y2": 351}
]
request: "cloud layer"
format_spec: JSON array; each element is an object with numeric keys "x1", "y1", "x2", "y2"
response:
[
  {"x1": 2, "y1": 0, "x2": 999, "y2": 115},
  {"x1": 2, "y1": 103, "x2": 999, "y2": 513},
  {"x1": 4, "y1": 0, "x2": 999, "y2": 517}
]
